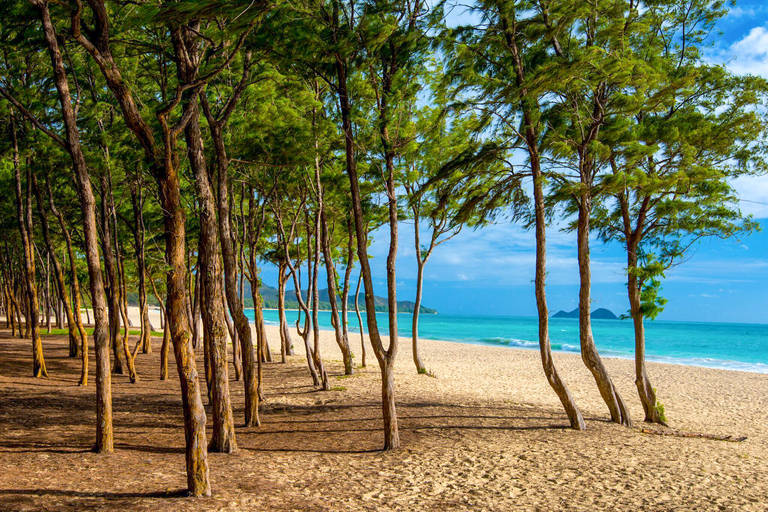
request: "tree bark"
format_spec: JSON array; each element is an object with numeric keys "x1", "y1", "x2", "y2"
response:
[
  {"x1": 277, "y1": 261, "x2": 292, "y2": 359},
  {"x1": 131, "y1": 184, "x2": 152, "y2": 353},
  {"x1": 185, "y1": 101, "x2": 236, "y2": 452},
  {"x1": 99, "y1": 173, "x2": 124, "y2": 376},
  {"x1": 626, "y1": 242, "x2": 666, "y2": 425},
  {"x1": 31, "y1": 173, "x2": 83, "y2": 363},
  {"x1": 531, "y1": 152, "x2": 585, "y2": 430},
  {"x1": 336, "y1": 55, "x2": 399, "y2": 449},
  {"x1": 33, "y1": 0, "x2": 111, "y2": 447},
  {"x1": 311, "y1": 213, "x2": 330, "y2": 390},
  {"x1": 151, "y1": 278, "x2": 171, "y2": 381},
  {"x1": 499, "y1": 7, "x2": 585, "y2": 429},
  {"x1": 354, "y1": 272, "x2": 366, "y2": 368},
  {"x1": 412, "y1": 261, "x2": 427, "y2": 374},
  {"x1": 11, "y1": 111, "x2": 47, "y2": 378},
  {"x1": 201, "y1": 94, "x2": 259, "y2": 428},
  {"x1": 577, "y1": 190, "x2": 631, "y2": 427},
  {"x1": 117, "y1": 246, "x2": 139, "y2": 383},
  {"x1": 45, "y1": 173, "x2": 89, "y2": 385},
  {"x1": 320, "y1": 210, "x2": 354, "y2": 375}
]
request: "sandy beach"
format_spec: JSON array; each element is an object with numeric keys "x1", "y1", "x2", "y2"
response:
[{"x1": 1, "y1": 308, "x2": 767, "y2": 510}]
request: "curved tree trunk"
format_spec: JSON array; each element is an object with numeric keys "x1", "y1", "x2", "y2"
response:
[
  {"x1": 32, "y1": 0, "x2": 111, "y2": 447},
  {"x1": 277, "y1": 261, "x2": 293, "y2": 359},
  {"x1": 11, "y1": 112, "x2": 47, "y2": 378},
  {"x1": 131, "y1": 185, "x2": 151, "y2": 354},
  {"x1": 354, "y1": 272, "x2": 366, "y2": 368},
  {"x1": 31, "y1": 174, "x2": 82, "y2": 365},
  {"x1": 99, "y1": 173, "x2": 124, "y2": 376},
  {"x1": 320, "y1": 210, "x2": 354, "y2": 375},
  {"x1": 340, "y1": 217, "x2": 355, "y2": 364},
  {"x1": 577, "y1": 194, "x2": 631, "y2": 427},
  {"x1": 627, "y1": 247, "x2": 666, "y2": 425},
  {"x1": 531, "y1": 155, "x2": 585, "y2": 430},
  {"x1": 310, "y1": 213, "x2": 329, "y2": 390},
  {"x1": 203, "y1": 109, "x2": 259, "y2": 428},
  {"x1": 186, "y1": 106, "x2": 237, "y2": 452},
  {"x1": 117, "y1": 252, "x2": 138, "y2": 383},
  {"x1": 338, "y1": 58, "x2": 399, "y2": 449},
  {"x1": 411, "y1": 262, "x2": 426, "y2": 374}
]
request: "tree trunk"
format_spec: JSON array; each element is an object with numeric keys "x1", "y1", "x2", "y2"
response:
[
  {"x1": 531, "y1": 152, "x2": 585, "y2": 430},
  {"x1": 412, "y1": 261, "x2": 426, "y2": 374},
  {"x1": 354, "y1": 272, "x2": 366, "y2": 368},
  {"x1": 152, "y1": 278, "x2": 171, "y2": 381},
  {"x1": 131, "y1": 185, "x2": 152, "y2": 353},
  {"x1": 627, "y1": 244, "x2": 666, "y2": 425},
  {"x1": 277, "y1": 261, "x2": 292, "y2": 359},
  {"x1": 336, "y1": 58, "x2": 399, "y2": 449},
  {"x1": 44, "y1": 255, "x2": 52, "y2": 334},
  {"x1": 185, "y1": 104, "x2": 236, "y2": 452},
  {"x1": 157, "y1": 153, "x2": 211, "y2": 494},
  {"x1": 31, "y1": 173, "x2": 83, "y2": 364},
  {"x1": 320, "y1": 210, "x2": 354, "y2": 375},
  {"x1": 311, "y1": 215, "x2": 329, "y2": 390},
  {"x1": 117, "y1": 249, "x2": 139, "y2": 383},
  {"x1": 577, "y1": 192, "x2": 631, "y2": 427},
  {"x1": 33, "y1": 0, "x2": 111, "y2": 446},
  {"x1": 48, "y1": 182, "x2": 90, "y2": 386},
  {"x1": 340, "y1": 217, "x2": 354, "y2": 362},
  {"x1": 202, "y1": 105, "x2": 259, "y2": 428},
  {"x1": 99, "y1": 173, "x2": 124, "y2": 376},
  {"x1": 11, "y1": 111, "x2": 47, "y2": 378}
]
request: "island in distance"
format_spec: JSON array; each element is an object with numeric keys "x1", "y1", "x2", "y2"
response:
[{"x1": 552, "y1": 307, "x2": 619, "y2": 320}]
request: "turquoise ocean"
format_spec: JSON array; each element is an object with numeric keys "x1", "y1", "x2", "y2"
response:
[{"x1": 247, "y1": 309, "x2": 768, "y2": 374}]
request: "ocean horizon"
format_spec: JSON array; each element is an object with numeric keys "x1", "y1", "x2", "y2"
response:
[{"x1": 247, "y1": 309, "x2": 768, "y2": 374}]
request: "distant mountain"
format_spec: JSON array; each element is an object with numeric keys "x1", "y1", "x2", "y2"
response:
[
  {"x1": 552, "y1": 307, "x2": 618, "y2": 320},
  {"x1": 244, "y1": 283, "x2": 437, "y2": 315}
]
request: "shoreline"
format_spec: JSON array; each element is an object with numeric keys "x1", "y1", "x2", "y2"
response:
[
  {"x1": 249, "y1": 309, "x2": 768, "y2": 375},
  {"x1": 63, "y1": 306, "x2": 768, "y2": 375}
]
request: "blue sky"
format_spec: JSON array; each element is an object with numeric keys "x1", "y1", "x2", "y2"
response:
[{"x1": 262, "y1": 1, "x2": 768, "y2": 324}]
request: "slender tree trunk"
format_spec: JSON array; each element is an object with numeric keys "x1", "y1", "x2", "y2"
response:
[
  {"x1": 277, "y1": 261, "x2": 293, "y2": 359},
  {"x1": 117, "y1": 249, "x2": 138, "y2": 383},
  {"x1": 531, "y1": 153, "x2": 585, "y2": 430},
  {"x1": 354, "y1": 272, "x2": 366, "y2": 368},
  {"x1": 31, "y1": 173, "x2": 83, "y2": 363},
  {"x1": 249, "y1": 283, "x2": 265, "y2": 402},
  {"x1": 293, "y1": 254, "x2": 319, "y2": 386},
  {"x1": 185, "y1": 103, "x2": 236, "y2": 452},
  {"x1": 202, "y1": 104, "x2": 259, "y2": 428},
  {"x1": 412, "y1": 261, "x2": 426, "y2": 374},
  {"x1": 310, "y1": 215, "x2": 329, "y2": 390},
  {"x1": 151, "y1": 278, "x2": 171, "y2": 381},
  {"x1": 11, "y1": 111, "x2": 47, "y2": 378},
  {"x1": 44, "y1": 254, "x2": 52, "y2": 334},
  {"x1": 320, "y1": 211, "x2": 353, "y2": 375},
  {"x1": 33, "y1": 0, "x2": 111, "y2": 446},
  {"x1": 131, "y1": 185, "x2": 152, "y2": 354},
  {"x1": 51, "y1": 201, "x2": 89, "y2": 384},
  {"x1": 340, "y1": 217, "x2": 354, "y2": 360},
  {"x1": 577, "y1": 190, "x2": 631, "y2": 427},
  {"x1": 99, "y1": 173, "x2": 124, "y2": 375},
  {"x1": 336, "y1": 58, "x2": 399, "y2": 449},
  {"x1": 627, "y1": 244, "x2": 666, "y2": 425}
]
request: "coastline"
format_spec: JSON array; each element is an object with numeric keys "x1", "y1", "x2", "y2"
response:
[{"x1": 75, "y1": 306, "x2": 768, "y2": 375}]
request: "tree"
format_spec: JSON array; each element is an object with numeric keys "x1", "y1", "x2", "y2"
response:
[{"x1": 592, "y1": 0, "x2": 768, "y2": 423}]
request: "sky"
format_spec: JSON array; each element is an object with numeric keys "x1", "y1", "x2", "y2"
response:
[{"x1": 262, "y1": 1, "x2": 768, "y2": 324}]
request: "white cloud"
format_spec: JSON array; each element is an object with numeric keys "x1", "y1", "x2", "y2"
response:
[
  {"x1": 713, "y1": 25, "x2": 768, "y2": 78},
  {"x1": 733, "y1": 175, "x2": 768, "y2": 219}
]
